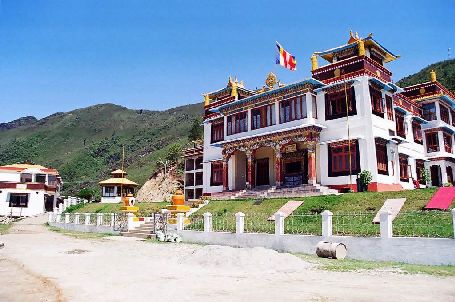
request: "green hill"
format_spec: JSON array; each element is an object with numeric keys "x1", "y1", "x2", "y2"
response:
[
  {"x1": 0, "y1": 103, "x2": 203, "y2": 195},
  {"x1": 397, "y1": 59, "x2": 455, "y2": 92}
]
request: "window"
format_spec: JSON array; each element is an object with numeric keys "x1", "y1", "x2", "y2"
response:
[
  {"x1": 422, "y1": 103, "x2": 436, "y2": 121},
  {"x1": 369, "y1": 85, "x2": 384, "y2": 117},
  {"x1": 20, "y1": 173, "x2": 32, "y2": 183},
  {"x1": 211, "y1": 162, "x2": 223, "y2": 186},
  {"x1": 395, "y1": 111, "x2": 406, "y2": 138},
  {"x1": 399, "y1": 154, "x2": 409, "y2": 182},
  {"x1": 185, "y1": 173, "x2": 195, "y2": 186},
  {"x1": 312, "y1": 95, "x2": 318, "y2": 118},
  {"x1": 8, "y1": 193, "x2": 29, "y2": 208},
  {"x1": 370, "y1": 51, "x2": 383, "y2": 65},
  {"x1": 425, "y1": 132, "x2": 439, "y2": 153},
  {"x1": 375, "y1": 139, "x2": 388, "y2": 175},
  {"x1": 195, "y1": 157, "x2": 203, "y2": 170},
  {"x1": 443, "y1": 132, "x2": 453, "y2": 153},
  {"x1": 116, "y1": 186, "x2": 133, "y2": 197},
  {"x1": 35, "y1": 174, "x2": 46, "y2": 183},
  {"x1": 48, "y1": 175, "x2": 58, "y2": 187},
  {"x1": 279, "y1": 96, "x2": 306, "y2": 123},
  {"x1": 227, "y1": 112, "x2": 248, "y2": 135},
  {"x1": 440, "y1": 105, "x2": 450, "y2": 124},
  {"x1": 195, "y1": 172, "x2": 203, "y2": 186},
  {"x1": 325, "y1": 87, "x2": 357, "y2": 120},
  {"x1": 251, "y1": 104, "x2": 276, "y2": 130},
  {"x1": 185, "y1": 159, "x2": 195, "y2": 171},
  {"x1": 211, "y1": 120, "x2": 224, "y2": 143},
  {"x1": 103, "y1": 186, "x2": 115, "y2": 197},
  {"x1": 328, "y1": 140, "x2": 360, "y2": 176},
  {"x1": 416, "y1": 159, "x2": 425, "y2": 185},
  {"x1": 385, "y1": 95, "x2": 394, "y2": 120},
  {"x1": 412, "y1": 121, "x2": 422, "y2": 144}
]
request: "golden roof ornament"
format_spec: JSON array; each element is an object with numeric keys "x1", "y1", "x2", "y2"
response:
[
  {"x1": 265, "y1": 72, "x2": 278, "y2": 89},
  {"x1": 203, "y1": 94, "x2": 210, "y2": 106},
  {"x1": 311, "y1": 53, "x2": 318, "y2": 71},
  {"x1": 430, "y1": 70, "x2": 437, "y2": 82}
]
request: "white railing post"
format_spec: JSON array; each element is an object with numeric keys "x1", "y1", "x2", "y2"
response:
[
  {"x1": 97, "y1": 213, "x2": 103, "y2": 226},
  {"x1": 452, "y1": 209, "x2": 455, "y2": 239},
  {"x1": 274, "y1": 212, "x2": 285, "y2": 235},
  {"x1": 322, "y1": 210, "x2": 333, "y2": 237},
  {"x1": 203, "y1": 212, "x2": 212, "y2": 232},
  {"x1": 380, "y1": 210, "x2": 393, "y2": 238},
  {"x1": 53, "y1": 207, "x2": 58, "y2": 214},
  {"x1": 84, "y1": 213, "x2": 91, "y2": 225},
  {"x1": 110, "y1": 213, "x2": 115, "y2": 227},
  {"x1": 58, "y1": 204, "x2": 63, "y2": 214},
  {"x1": 48, "y1": 212, "x2": 54, "y2": 223},
  {"x1": 74, "y1": 213, "x2": 80, "y2": 224},
  {"x1": 176, "y1": 213, "x2": 184, "y2": 231},
  {"x1": 235, "y1": 212, "x2": 245, "y2": 234},
  {"x1": 56, "y1": 213, "x2": 61, "y2": 223},
  {"x1": 64, "y1": 213, "x2": 70, "y2": 224},
  {"x1": 127, "y1": 213, "x2": 135, "y2": 231}
]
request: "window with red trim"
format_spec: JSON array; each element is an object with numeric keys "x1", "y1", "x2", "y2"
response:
[
  {"x1": 412, "y1": 121, "x2": 422, "y2": 144},
  {"x1": 328, "y1": 140, "x2": 360, "y2": 176},
  {"x1": 325, "y1": 87, "x2": 357, "y2": 120},
  {"x1": 369, "y1": 85, "x2": 384, "y2": 117},
  {"x1": 425, "y1": 132, "x2": 439, "y2": 153},
  {"x1": 422, "y1": 103, "x2": 436, "y2": 121},
  {"x1": 443, "y1": 132, "x2": 452, "y2": 153},
  {"x1": 279, "y1": 96, "x2": 306, "y2": 123},
  {"x1": 375, "y1": 140, "x2": 388, "y2": 175},
  {"x1": 312, "y1": 95, "x2": 318, "y2": 119},
  {"x1": 399, "y1": 154, "x2": 409, "y2": 181},
  {"x1": 211, "y1": 120, "x2": 224, "y2": 143},
  {"x1": 385, "y1": 95, "x2": 394, "y2": 120},
  {"x1": 210, "y1": 162, "x2": 223, "y2": 186},
  {"x1": 440, "y1": 105, "x2": 451, "y2": 124},
  {"x1": 395, "y1": 111, "x2": 406, "y2": 138},
  {"x1": 252, "y1": 104, "x2": 276, "y2": 130},
  {"x1": 227, "y1": 112, "x2": 248, "y2": 135}
]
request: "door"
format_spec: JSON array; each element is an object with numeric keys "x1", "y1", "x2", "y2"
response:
[
  {"x1": 256, "y1": 158, "x2": 270, "y2": 186},
  {"x1": 430, "y1": 165, "x2": 442, "y2": 187}
]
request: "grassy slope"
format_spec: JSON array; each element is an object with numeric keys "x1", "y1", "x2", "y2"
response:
[
  {"x1": 0, "y1": 224, "x2": 11, "y2": 235},
  {"x1": 64, "y1": 202, "x2": 169, "y2": 217},
  {"x1": 0, "y1": 103, "x2": 203, "y2": 195}
]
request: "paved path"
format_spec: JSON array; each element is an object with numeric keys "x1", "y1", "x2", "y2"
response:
[{"x1": 1, "y1": 215, "x2": 455, "y2": 301}]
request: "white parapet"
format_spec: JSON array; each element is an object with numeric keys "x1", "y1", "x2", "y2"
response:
[
  {"x1": 97, "y1": 213, "x2": 103, "y2": 226},
  {"x1": 74, "y1": 213, "x2": 80, "y2": 225},
  {"x1": 84, "y1": 213, "x2": 91, "y2": 225}
]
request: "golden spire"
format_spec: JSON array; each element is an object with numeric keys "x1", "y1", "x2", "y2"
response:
[
  {"x1": 230, "y1": 79, "x2": 238, "y2": 98},
  {"x1": 430, "y1": 70, "x2": 437, "y2": 82},
  {"x1": 311, "y1": 53, "x2": 318, "y2": 71},
  {"x1": 358, "y1": 39, "x2": 365, "y2": 56},
  {"x1": 203, "y1": 94, "x2": 210, "y2": 107}
]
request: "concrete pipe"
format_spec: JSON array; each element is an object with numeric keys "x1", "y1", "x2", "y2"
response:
[{"x1": 316, "y1": 241, "x2": 347, "y2": 259}]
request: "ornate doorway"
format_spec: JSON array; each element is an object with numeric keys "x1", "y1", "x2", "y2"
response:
[{"x1": 256, "y1": 158, "x2": 270, "y2": 186}]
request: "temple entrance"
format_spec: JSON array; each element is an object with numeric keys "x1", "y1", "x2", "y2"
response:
[
  {"x1": 282, "y1": 147, "x2": 308, "y2": 187},
  {"x1": 256, "y1": 158, "x2": 270, "y2": 186},
  {"x1": 232, "y1": 151, "x2": 247, "y2": 190},
  {"x1": 430, "y1": 165, "x2": 442, "y2": 187}
]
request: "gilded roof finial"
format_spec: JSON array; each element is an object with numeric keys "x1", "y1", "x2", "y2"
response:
[
  {"x1": 265, "y1": 72, "x2": 278, "y2": 89},
  {"x1": 203, "y1": 94, "x2": 210, "y2": 107},
  {"x1": 430, "y1": 70, "x2": 437, "y2": 82},
  {"x1": 231, "y1": 79, "x2": 238, "y2": 98},
  {"x1": 311, "y1": 53, "x2": 318, "y2": 71},
  {"x1": 358, "y1": 39, "x2": 365, "y2": 56},
  {"x1": 348, "y1": 30, "x2": 359, "y2": 44}
]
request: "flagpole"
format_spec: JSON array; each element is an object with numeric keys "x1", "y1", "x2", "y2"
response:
[{"x1": 344, "y1": 76, "x2": 353, "y2": 190}]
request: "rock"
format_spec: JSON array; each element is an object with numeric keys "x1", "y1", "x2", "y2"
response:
[
  {"x1": 136, "y1": 167, "x2": 182, "y2": 202},
  {"x1": 0, "y1": 242, "x2": 4, "y2": 249}
]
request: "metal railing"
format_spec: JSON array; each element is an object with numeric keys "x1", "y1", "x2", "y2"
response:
[
  {"x1": 332, "y1": 212, "x2": 380, "y2": 237},
  {"x1": 285, "y1": 213, "x2": 322, "y2": 235}
]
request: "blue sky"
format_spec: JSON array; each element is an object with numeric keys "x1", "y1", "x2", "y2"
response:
[{"x1": 0, "y1": 0, "x2": 454, "y2": 123}]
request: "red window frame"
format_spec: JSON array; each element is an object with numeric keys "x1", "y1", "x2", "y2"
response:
[
  {"x1": 251, "y1": 104, "x2": 275, "y2": 130},
  {"x1": 440, "y1": 105, "x2": 451, "y2": 124},
  {"x1": 443, "y1": 132, "x2": 453, "y2": 153},
  {"x1": 385, "y1": 95, "x2": 394, "y2": 121},
  {"x1": 395, "y1": 111, "x2": 406, "y2": 138},
  {"x1": 399, "y1": 154, "x2": 409, "y2": 182},
  {"x1": 312, "y1": 95, "x2": 318, "y2": 119},
  {"x1": 422, "y1": 103, "x2": 437, "y2": 121},
  {"x1": 369, "y1": 85, "x2": 384, "y2": 117},
  {"x1": 210, "y1": 162, "x2": 223, "y2": 186},
  {"x1": 412, "y1": 120, "x2": 422, "y2": 144},
  {"x1": 425, "y1": 132, "x2": 439, "y2": 153},
  {"x1": 375, "y1": 140, "x2": 388, "y2": 175},
  {"x1": 211, "y1": 120, "x2": 224, "y2": 143},
  {"x1": 328, "y1": 140, "x2": 360, "y2": 176},
  {"x1": 325, "y1": 87, "x2": 357, "y2": 120},
  {"x1": 227, "y1": 112, "x2": 248, "y2": 135},
  {"x1": 279, "y1": 96, "x2": 306, "y2": 123}
]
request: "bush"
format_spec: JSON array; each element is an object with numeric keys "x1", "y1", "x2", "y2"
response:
[
  {"x1": 77, "y1": 188, "x2": 96, "y2": 201},
  {"x1": 358, "y1": 170, "x2": 372, "y2": 192}
]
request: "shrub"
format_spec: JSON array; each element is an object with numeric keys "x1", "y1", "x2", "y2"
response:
[{"x1": 358, "y1": 170, "x2": 372, "y2": 192}]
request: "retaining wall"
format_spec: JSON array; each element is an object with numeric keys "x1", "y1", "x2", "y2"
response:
[{"x1": 49, "y1": 222, "x2": 120, "y2": 235}]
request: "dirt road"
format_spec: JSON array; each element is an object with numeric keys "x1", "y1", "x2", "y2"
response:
[{"x1": 0, "y1": 215, "x2": 454, "y2": 302}]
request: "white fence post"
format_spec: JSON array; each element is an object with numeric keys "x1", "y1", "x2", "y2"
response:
[
  {"x1": 235, "y1": 212, "x2": 245, "y2": 234},
  {"x1": 64, "y1": 213, "x2": 70, "y2": 224},
  {"x1": 58, "y1": 204, "x2": 63, "y2": 214},
  {"x1": 84, "y1": 213, "x2": 91, "y2": 225},
  {"x1": 203, "y1": 212, "x2": 212, "y2": 232},
  {"x1": 322, "y1": 210, "x2": 333, "y2": 237},
  {"x1": 56, "y1": 213, "x2": 61, "y2": 223},
  {"x1": 97, "y1": 213, "x2": 103, "y2": 226},
  {"x1": 274, "y1": 212, "x2": 285, "y2": 235},
  {"x1": 53, "y1": 207, "x2": 58, "y2": 214},
  {"x1": 110, "y1": 213, "x2": 115, "y2": 227},
  {"x1": 452, "y1": 209, "x2": 455, "y2": 239},
  {"x1": 74, "y1": 213, "x2": 80, "y2": 224},
  {"x1": 48, "y1": 213, "x2": 54, "y2": 223},
  {"x1": 176, "y1": 213, "x2": 184, "y2": 231},
  {"x1": 380, "y1": 211, "x2": 392, "y2": 238},
  {"x1": 127, "y1": 213, "x2": 135, "y2": 231}
]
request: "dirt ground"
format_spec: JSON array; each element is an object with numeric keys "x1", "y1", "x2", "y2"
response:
[{"x1": 0, "y1": 216, "x2": 454, "y2": 302}]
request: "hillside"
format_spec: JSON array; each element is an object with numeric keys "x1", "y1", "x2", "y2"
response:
[
  {"x1": 397, "y1": 59, "x2": 455, "y2": 92},
  {"x1": 0, "y1": 103, "x2": 203, "y2": 195}
]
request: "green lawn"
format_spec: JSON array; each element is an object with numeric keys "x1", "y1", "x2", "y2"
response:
[
  {"x1": 186, "y1": 188, "x2": 454, "y2": 237},
  {"x1": 64, "y1": 202, "x2": 170, "y2": 217},
  {"x1": 0, "y1": 223, "x2": 12, "y2": 235}
]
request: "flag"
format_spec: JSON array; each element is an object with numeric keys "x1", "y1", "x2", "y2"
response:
[{"x1": 276, "y1": 42, "x2": 296, "y2": 71}]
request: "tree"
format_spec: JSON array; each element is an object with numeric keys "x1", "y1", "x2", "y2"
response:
[
  {"x1": 77, "y1": 188, "x2": 95, "y2": 201},
  {"x1": 165, "y1": 143, "x2": 182, "y2": 164},
  {"x1": 188, "y1": 117, "x2": 203, "y2": 142}
]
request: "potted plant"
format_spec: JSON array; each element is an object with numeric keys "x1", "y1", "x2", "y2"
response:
[{"x1": 357, "y1": 170, "x2": 372, "y2": 192}]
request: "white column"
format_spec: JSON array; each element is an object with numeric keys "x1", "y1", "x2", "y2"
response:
[
  {"x1": 435, "y1": 101, "x2": 441, "y2": 120},
  {"x1": 56, "y1": 213, "x2": 61, "y2": 223},
  {"x1": 127, "y1": 213, "x2": 135, "y2": 231},
  {"x1": 380, "y1": 211, "x2": 392, "y2": 238},
  {"x1": 58, "y1": 203, "x2": 63, "y2": 214},
  {"x1": 452, "y1": 209, "x2": 455, "y2": 239},
  {"x1": 274, "y1": 212, "x2": 285, "y2": 235},
  {"x1": 176, "y1": 213, "x2": 185, "y2": 231},
  {"x1": 84, "y1": 213, "x2": 91, "y2": 225},
  {"x1": 97, "y1": 213, "x2": 103, "y2": 226},
  {"x1": 74, "y1": 213, "x2": 80, "y2": 224},
  {"x1": 275, "y1": 102, "x2": 280, "y2": 124},
  {"x1": 235, "y1": 212, "x2": 245, "y2": 234},
  {"x1": 53, "y1": 207, "x2": 58, "y2": 214},
  {"x1": 64, "y1": 213, "x2": 70, "y2": 224},
  {"x1": 48, "y1": 213, "x2": 54, "y2": 223},
  {"x1": 203, "y1": 212, "x2": 212, "y2": 232},
  {"x1": 110, "y1": 213, "x2": 115, "y2": 227},
  {"x1": 321, "y1": 210, "x2": 333, "y2": 237},
  {"x1": 247, "y1": 108, "x2": 252, "y2": 132}
]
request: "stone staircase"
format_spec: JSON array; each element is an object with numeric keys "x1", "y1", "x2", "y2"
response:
[
  {"x1": 211, "y1": 184, "x2": 339, "y2": 200},
  {"x1": 121, "y1": 222, "x2": 155, "y2": 239}
]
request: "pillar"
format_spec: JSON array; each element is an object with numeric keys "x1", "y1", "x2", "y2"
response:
[
  {"x1": 203, "y1": 212, "x2": 213, "y2": 232},
  {"x1": 96, "y1": 213, "x2": 103, "y2": 226},
  {"x1": 222, "y1": 157, "x2": 229, "y2": 191},
  {"x1": 274, "y1": 212, "x2": 285, "y2": 235},
  {"x1": 176, "y1": 213, "x2": 184, "y2": 231},
  {"x1": 235, "y1": 212, "x2": 245, "y2": 234},
  {"x1": 380, "y1": 211, "x2": 392, "y2": 238},
  {"x1": 64, "y1": 213, "x2": 70, "y2": 224},
  {"x1": 246, "y1": 150, "x2": 255, "y2": 189},
  {"x1": 48, "y1": 213, "x2": 54, "y2": 223},
  {"x1": 84, "y1": 213, "x2": 91, "y2": 225},
  {"x1": 308, "y1": 148, "x2": 317, "y2": 185},
  {"x1": 74, "y1": 213, "x2": 80, "y2": 224},
  {"x1": 127, "y1": 213, "x2": 135, "y2": 231},
  {"x1": 275, "y1": 148, "x2": 282, "y2": 187},
  {"x1": 321, "y1": 210, "x2": 333, "y2": 237}
]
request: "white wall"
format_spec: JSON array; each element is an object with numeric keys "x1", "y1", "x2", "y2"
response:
[{"x1": 0, "y1": 189, "x2": 46, "y2": 216}]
